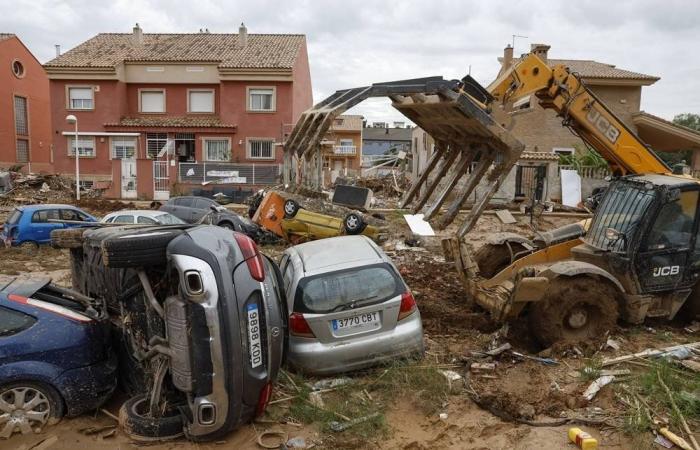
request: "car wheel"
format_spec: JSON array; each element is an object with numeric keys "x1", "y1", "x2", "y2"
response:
[
  {"x1": 218, "y1": 221, "x2": 235, "y2": 230},
  {"x1": 0, "y1": 382, "x2": 64, "y2": 438},
  {"x1": 101, "y1": 228, "x2": 183, "y2": 268},
  {"x1": 343, "y1": 213, "x2": 366, "y2": 235},
  {"x1": 529, "y1": 277, "x2": 619, "y2": 347},
  {"x1": 51, "y1": 228, "x2": 85, "y2": 249},
  {"x1": 283, "y1": 199, "x2": 300, "y2": 218},
  {"x1": 119, "y1": 394, "x2": 183, "y2": 441}
]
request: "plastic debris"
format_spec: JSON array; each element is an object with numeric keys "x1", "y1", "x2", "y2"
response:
[
  {"x1": 606, "y1": 338, "x2": 620, "y2": 351},
  {"x1": 511, "y1": 351, "x2": 558, "y2": 366},
  {"x1": 439, "y1": 413, "x2": 448, "y2": 421},
  {"x1": 582, "y1": 375, "x2": 615, "y2": 401},
  {"x1": 658, "y1": 347, "x2": 693, "y2": 361},
  {"x1": 308, "y1": 391, "x2": 325, "y2": 408},
  {"x1": 286, "y1": 436, "x2": 307, "y2": 448},
  {"x1": 310, "y1": 377, "x2": 352, "y2": 391},
  {"x1": 329, "y1": 412, "x2": 381, "y2": 432}
]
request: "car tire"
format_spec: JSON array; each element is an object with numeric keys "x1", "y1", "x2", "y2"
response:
[
  {"x1": 0, "y1": 381, "x2": 64, "y2": 438},
  {"x1": 51, "y1": 228, "x2": 86, "y2": 249},
  {"x1": 529, "y1": 277, "x2": 619, "y2": 347},
  {"x1": 343, "y1": 213, "x2": 366, "y2": 235},
  {"x1": 119, "y1": 394, "x2": 183, "y2": 441},
  {"x1": 283, "y1": 199, "x2": 300, "y2": 218},
  {"x1": 101, "y1": 229, "x2": 183, "y2": 268}
]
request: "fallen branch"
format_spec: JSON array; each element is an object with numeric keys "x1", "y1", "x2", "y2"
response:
[
  {"x1": 601, "y1": 342, "x2": 700, "y2": 367},
  {"x1": 657, "y1": 371, "x2": 700, "y2": 450}
]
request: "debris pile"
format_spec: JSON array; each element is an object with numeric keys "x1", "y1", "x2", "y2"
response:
[{"x1": 0, "y1": 173, "x2": 76, "y2": 206}]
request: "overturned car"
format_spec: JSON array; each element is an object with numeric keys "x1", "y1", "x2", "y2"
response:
[{"x1": 53, "y1": 224, "x2": 286, "y2": 441}]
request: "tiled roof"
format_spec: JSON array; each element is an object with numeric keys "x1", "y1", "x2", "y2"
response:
[
  {"x1": 0, "y1": 33, "x2": 15, "y2": 42},
  {"x1": 45, "y1": 33, "x2": 305, "y2": 69},
  {"x1": 520, "y1": 151, "x2": 560, "y2": 161},
  {"x1": 363, "y1": 127, "x2": 413, "y2": 141},
  {"x1": 330, "y1": 115, "x2": 363, "y2": 131},
  {"x1": 502, "y1": 56, "x2": 658, "y2": 82},
  {"x1": 104, "y1": 116, "x2": 236, "y2": 128}
]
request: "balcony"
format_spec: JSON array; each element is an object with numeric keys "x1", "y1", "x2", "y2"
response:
[{"x1": 333, "y1": 145, "x2": 357, "y2": 155}]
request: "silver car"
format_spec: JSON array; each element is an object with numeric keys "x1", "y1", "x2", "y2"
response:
[
  {"x1": 101, "y1": 209, "x2": 186, "y2": 225},
  {"x1": 280, "y1": 235, "x2": 424, "y2": 375}
]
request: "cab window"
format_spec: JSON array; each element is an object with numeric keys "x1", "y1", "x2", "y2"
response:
[
  {"x1": 32, "y1": 209, "x2": 60, "y2": 223},
  {"x1": 647, "y1": 190, "x2": 698, "y2": 250}
]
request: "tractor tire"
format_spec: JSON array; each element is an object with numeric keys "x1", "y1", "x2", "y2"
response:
[
  {"x1": 119, "y1": 394, "x2": 183, "y2": 441},
  {"x1": 473, "y1": 242, "x2": 529, "y2": 278},
  {"x1": 101, "y1": 228, "x2": 183, "y2": 268},
  {"x1": 51, "y1": 227, "x2": 86, "y2": 249},
  {"x1": 529, "y1": 277, "x2": 619, "y2": 347}
]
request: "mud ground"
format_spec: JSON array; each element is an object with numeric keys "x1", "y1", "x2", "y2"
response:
[{"x1": 2, "y1": 208, "x2": 696, "y2": 450}]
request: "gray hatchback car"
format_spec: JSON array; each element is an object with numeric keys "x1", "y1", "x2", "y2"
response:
[{"x1": 280, "y1": 235, "x2": 424, "y2": 375}]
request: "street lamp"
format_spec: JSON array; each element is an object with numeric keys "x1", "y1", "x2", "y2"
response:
[{"x1": 66, "y1": 115, "x2": 80, "y2": 201}]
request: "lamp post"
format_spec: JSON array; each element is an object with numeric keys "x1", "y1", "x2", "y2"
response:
[{"x1": 66, "y1": 115, "x2": 80, "y2": 201}]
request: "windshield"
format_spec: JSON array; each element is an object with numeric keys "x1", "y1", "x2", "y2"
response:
[
  {"x1": 295, "y1": 264, "x2": 402, "y2": 314},
  {"x1": 585, "y1": 181, "x2": 656, "y2": 252},
  {"x1": 157, "y1": 213, "x2": 185, "y2": 224},
  {"x1": 6, "y1": 209, "x2": 21, "y2": 225}
]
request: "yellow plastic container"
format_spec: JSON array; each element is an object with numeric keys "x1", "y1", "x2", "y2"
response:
[{"x1": 568, "y1": 427, "x2": 598, "y2": 450}]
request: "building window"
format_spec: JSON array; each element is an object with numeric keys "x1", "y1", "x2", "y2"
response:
[
  {"x1": 68, "y1": 87, "x2": 94, "y2": 110},
  {"x1": 552, "y1": 147, "x2": 575, "y2": 156},
  {"x1": 11, "y1": 59, "x2": 25, "y2": 78},
  {"x1": 140, "y1": 90, "x2": 165, "y2": 113},
  {"x1": 188, "y1": 90, "x2": 214, "y2": 113},
  {"x1": 68, "y1": 136, "x2": 95, "y2": 158},
  {"x1": 146, "y1": 133, "x2": 168, "y2": 158},
  {"x1": 248, "y1": 139, "x2": 275, "y2": 159},
  {"x1": 248, "y1": 87, "x2": 275, "y2": 112},
  {"x1": 204, "y1": 139, "x2": 231, "y2": 161},
  {"x1": 16, "y1": 139, "x2": 29, "y2": 163},
  {"x1": 111, "y1": 137, "x2": 137, "y2": 159},
  {"x1": 14, "y1": 96, "x2": 28, "y2": 136}
]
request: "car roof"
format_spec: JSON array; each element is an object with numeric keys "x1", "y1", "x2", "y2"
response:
[
  {"x1": 289, "y1": 235, "x2": 385, "y2": 273},
  {"x1": 626, "y1": 173, "x2": 699, "y2": 189},
  {"x1": 17, "y1": 204, "x2": 80, "y2": 212},
  {"x1": 104, "y1": 209, "x2": 168, "y2": 218}
]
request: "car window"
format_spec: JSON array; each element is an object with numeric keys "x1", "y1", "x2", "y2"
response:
[
  {"x1": 156, "y1": 214, "x2": 185, "y2": 224},
  {"x1": 32, "y1": 209, "x2": 60, "y2": 223},
  {"x1": 6, "y1": 209, "x2": 21, "y2": 224},
  {"x1": 0, "y1": 306, "x2": 36, "y2": 336},
  {"x1": 296, "y1": 264, "x2": 401, "y2": 314},
  {"x1": 137, "y1": 216, "x2": 157, "y2": 224},
  {"x1": 77, "y1": 211, "x2": 90, "y2": 221},
  {"x1": 60, "y1": 209, "x2": 80, "y2": 221},
  {"x1": 194, "y1": 198, "x2": 214, "y2": 210},
  {"x1": 113, "y1": 215, "x2": 134, "y2": 224},
  {"x1": 104, "y1": 216, "x2": 114, "y2": 223},
  {"x1": 174, "y1": 198, "x2": 193, "y2": 207}
]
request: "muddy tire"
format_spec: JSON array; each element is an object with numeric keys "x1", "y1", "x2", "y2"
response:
[
  {"x1": 0, "y1": 381, "x2": 63, "y2": 438},
  {"x1": 283, "y1": 199, "x2": 300, "y2": 218},
  {"x1": 101, "y1": 229, "x2": 182, "y2": 268},
  {"x1": 51, "y1": 227, "x2": 86, "y2": 249},
  {"x1": 119, "y1": 394, "x2": 183, "y2": 441},
  {"x1": 474, "y1": 242, "x2": 528, "y2": 278},
  {"x1": 529, "y1": 277, "x2": 619, "y2": 347},
  {"x1": 344, "y1": 213, "x2": 366, "y2": 235}
]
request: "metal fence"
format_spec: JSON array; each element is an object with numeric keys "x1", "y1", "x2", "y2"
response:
[{"x1": 178, "y1": 162, "x2": 282, "y2": 185}]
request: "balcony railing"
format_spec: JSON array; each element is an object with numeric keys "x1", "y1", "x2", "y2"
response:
[{"x1": 333, "y1": 145, "x2": 357, "y2": 155}]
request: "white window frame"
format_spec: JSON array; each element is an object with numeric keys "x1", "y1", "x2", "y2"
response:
[
  {"x1": 247, "y1": 87, "x2": 276, "y2": 112},
  {"x1": 111, "y1": 137, "x2": 137, "y2": 160},
  {"x1": 67, "y1": 136, "x2": 96, "y2": 158},
  {"x1": 203, "y1": 138, "x2": 231, "y2": 162},
  {"x1": 339, "y1": 138, "x2": 354, "y2": 147},
  {"x1": 139, "y1": 89, "x2": 166, "y2": 113},
  {"x1": 552, "y1": 147, "x2": 575, "y2": 156},
  {"x1": 187, "y1": 89, "x2": 215, "y2": 113},
  {"x1": 66, "y1": 86, "x2": 94, "y2": 110},
  {"x1": 247, "y1": 138, "x2": 276, "y2": 160}
]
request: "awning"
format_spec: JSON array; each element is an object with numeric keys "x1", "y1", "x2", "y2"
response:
[{"x1": 633, "y1": 111, "x2": 700, "y2": 152}]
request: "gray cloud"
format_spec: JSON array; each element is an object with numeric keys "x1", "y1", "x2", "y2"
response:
[{"x1": 1, "y1": 0, "x2": 698, "y2": 123}]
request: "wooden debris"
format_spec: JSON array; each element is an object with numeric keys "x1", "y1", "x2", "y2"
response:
[
  {"x1": 470, "y1": 362, "x2": 496, "y2": 372},
  {"x1": 486, "y1": 343, "x2": 512, "y2": 356},
  {"x1": 659, "y1": 427, "x2": 694, "y2": 450},
  {"x1": 601, "y1": 342, "x2": 700, "y2": 367},
  {"x1": 680, "y1": 359, "x2": 700, "y2": 373},
  {"x1": 657, "y1": 372, "x2": 700, "y2": 450},
  {"x1": 495, "y1": 209, "x2": 516, "y2": 224}
]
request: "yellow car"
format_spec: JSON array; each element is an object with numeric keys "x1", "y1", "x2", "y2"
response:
[{"x1": 252, "y1": 192, "x2": 381, "y2": 244}]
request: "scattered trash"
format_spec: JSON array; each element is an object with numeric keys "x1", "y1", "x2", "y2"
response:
[
  {"x1": 486, "y1": 342, "x2": 512, "y2": 356},
  {"x1": 439, "y1": 369, "x2": 463, "y2": 392},
  {"x1": 438, "y1": 412, "x2": 448, "y2": 421},
  {"x1": 310, "y1": 377, "x2": 352, "y2": 391},
  {"x1": 601, "y1": 342, "x2": 700, "y2": 367},
  {"x1": 495, "y1": 209, "x2": 516, "y2": 224},
  {"x1": 680, "y1": 359, "x2": 700, "y2": 373},
  {"x1": 654, "y1": 433, "x2": 674, "y2": 449},
  {"x1": 79, "y1": 424, "x2": 116, "y2": 435},
  {"x1": 256, "y1": 429, "x2": 289, "y2": 449},
  {"x1": 329, "y1": 412, "x2": 381, "y2": 432},
  {"x1": 684, "y1": 321, "x2": 700, "y2": 334},
  {"x1": 582, "y1": 375, "x2": 615, "y2": 401},
  {"x1": 568, "y1": 427, "x2": 598, "y2": 450},
  {"x1": 39, "y1": 182, "x2": 50, "y2": 193},
  {"x1": 286, "y1": 436, "x2": 307, "y2": 448},
  {"x1": 403, "y1": 214, "x2": 435, "y2": 236},
  {"x1": 308, "y1": 391, "x2": 325, "y2": 408},
  {"x1": 511, "y1": 351, "x2": 558, "y2": 366},
  {"x1": 658, "y1": 347, "x2": 693, "y2": 361},
  {"x1": 470, "y1": 362, "x2": 496, "y2": 372},
  {"x1": 658, "y1": 427, "x2": 693, "y2": 450},
  {"x1": 605, "y1": 338, "x2": 620, "y2": 351}
]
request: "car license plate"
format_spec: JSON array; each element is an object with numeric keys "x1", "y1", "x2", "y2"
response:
[
  {"x1": 332, "y1": 312, "x2": 380, "y2": 336},
  {"x1": 247, "y1": 303, "x2": 263, "y2": 368}
]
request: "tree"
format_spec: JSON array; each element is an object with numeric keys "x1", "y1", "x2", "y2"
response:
[
  {"x1": 673, "y1": 113, "x2": 700, "y2": 131},
  {"x1": 653, "y1": 113, "x2": 699, "y2": 166}
]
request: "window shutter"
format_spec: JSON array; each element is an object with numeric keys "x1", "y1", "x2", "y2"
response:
[
  {"x1": 189, "y1": 91, "x2": 214, "y2": 112},
  {"x1": 141, "y1": 91, "x2": 165, "y2": 112},
  {"x1": 70, "y1": 88, "x2": 93, "y2": 100}
]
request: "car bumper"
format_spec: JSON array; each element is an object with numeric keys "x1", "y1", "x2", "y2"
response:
[
  {"x1": 55, "y1": 352, "x2": 118, "y2": 417},
  {"x1": 287, "y1": 312, "x2": 424, "y2": 375}
]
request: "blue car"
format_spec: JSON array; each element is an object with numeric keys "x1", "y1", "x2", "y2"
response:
[
  {"x1": 0, "y1": 277, "x2": 116, "y2": 439},
  {"x1": 1, "y1": 204, "x2": 97, "y2": 248}
]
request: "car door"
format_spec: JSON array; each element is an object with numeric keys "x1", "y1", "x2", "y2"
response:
[
  {"x1": 165, "y1": 198, "x2": 194, "y2": 223},
  {"x1": 28, "y1": 209, "x2": 63, "y2": 244},
  {"x1": 192, "y1": 198, "x2": 215, "y2": 222}
]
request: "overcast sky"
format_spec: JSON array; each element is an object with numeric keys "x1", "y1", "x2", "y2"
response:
[{"x1": 2, "y1": 0, "x2": 698, "y2": 124}]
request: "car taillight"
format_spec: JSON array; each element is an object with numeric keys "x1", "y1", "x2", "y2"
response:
[
  {"x1": 8, "y1": 294, "x2": 91, "y2": 322},
  {"x1": 233, "y1": 232, "x2": 265, "y2": 282},
  {"x1": 398, "y1": 291, "x2": 417, "y2": 321},
  {"x1": 289, "y1": 312, "x2": 315, "y2": 337},
  {"x1": 256, "y1": 382, "x2": 273, "y2": 417}
]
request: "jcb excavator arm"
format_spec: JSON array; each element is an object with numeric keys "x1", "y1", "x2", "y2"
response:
[{"x1": 487, "y1": 53, "x2": 669, "y2": 176}]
